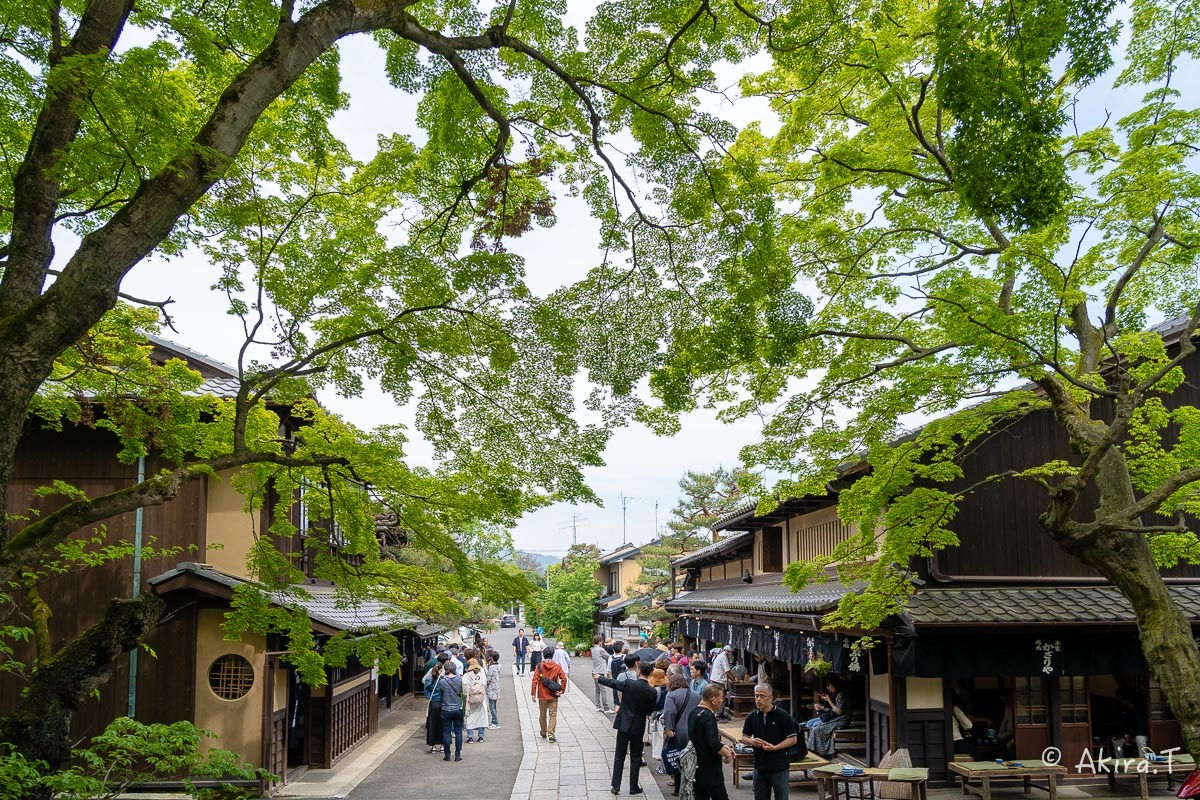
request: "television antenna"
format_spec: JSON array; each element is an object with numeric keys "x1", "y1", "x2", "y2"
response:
[
  {"x1": 619, "y1": 491, "x2": 640, "y2": 545},
  {"x1": 561, "y1": 513, "x2": 587, "y2": 546}
]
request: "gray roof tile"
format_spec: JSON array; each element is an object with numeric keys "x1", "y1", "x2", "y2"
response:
[
  {"x1": 664, "y1": 580, "x2": 851, "y2": 614},
  {"x1": 149, "y1": 561, "x2": 444, "y2": 635},
  {"x1": 671, "y1": 531, "x2": 754, "y2": 569},
  {"x1": 906, "y1": 585, "x2": 1200, "y2": 625}
]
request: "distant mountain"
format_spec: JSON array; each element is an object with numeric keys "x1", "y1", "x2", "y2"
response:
[{"x1": 515, "y1": 551, "x2": 560, "y2": 570}]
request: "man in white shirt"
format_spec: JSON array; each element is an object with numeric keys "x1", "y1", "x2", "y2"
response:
[
  {"x1": 552, "y1": 641, "x2": 572, "y2": 673},
  {"x1": 448, "y1": 645, "x2": 465, "y2": 676},
  {"x1": 710, "y1": 645, "x2": 732, "y2": 687}
]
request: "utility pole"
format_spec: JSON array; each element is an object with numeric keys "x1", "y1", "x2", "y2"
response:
[
  {"x1": 619, "y1": 491, "x2": 640, "y2": 545},
  {"x1": 654, "y1": 501, "x2": 659, "y2": 539}
]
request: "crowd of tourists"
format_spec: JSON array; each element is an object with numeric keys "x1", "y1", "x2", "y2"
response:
[
  {"x1": 582, "y1": 636, "x2": 840, "y2": 800},
  {"x1": 420, "y1": 639, "x2": 503, "y2": 762},
  {"x1": 423, "y1": 627, "x2": 841, "y2": 799}
]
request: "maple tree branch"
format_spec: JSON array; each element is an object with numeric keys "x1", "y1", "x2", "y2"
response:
[{"x1": 0, "y1": 450, "x2": 347, "y2": 585}]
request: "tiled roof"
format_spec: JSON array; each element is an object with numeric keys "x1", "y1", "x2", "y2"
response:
[
  {"x1": 196, "y1": 376, "x2": 242, "y2": 398},
  {"x1": 415, "y1": 622, "x2": 447, "y2": 637},
  {"x1": 907, "y1": 584, "x2": 1200, "y2": 626},
  {"x1": 596, "y1": 592, "x2": 622, "y2": 606},
  {"x1": 149, "y1": 562, "x2": 442, "y2": 635},
  {"x1": 713, "y1": 498, "x2": 759, "y2": 529},
  {"x1": 671, "y1": 531, "x2": 754, "y2": 568},
  {"x1": 297, "y1": 584, "x2": 426, "y2": 633},
  {"x1": 146, "y1": 332, "x2": 238, "y2": 378},
  {"x1": 600, "y1": 540, "x2": 659, "y2": 565},
  {"x1": 599, "y1": 595, "x2": 651, "y2": 616},
  {"x1": 599, "y1": 544, "x2": 637, "y2": 564},
  {"x1": 664, "y1": 580, "x2": 852, "y2": 614}
]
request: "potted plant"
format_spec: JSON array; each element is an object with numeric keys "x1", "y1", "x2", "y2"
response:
[{"x1": 806, "y1": 654, "x2": 833, "y2": 677}]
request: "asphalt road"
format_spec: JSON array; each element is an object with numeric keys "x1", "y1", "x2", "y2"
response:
[{"x1": 347, "y1": 625, "x2": 524, "y2": 800}]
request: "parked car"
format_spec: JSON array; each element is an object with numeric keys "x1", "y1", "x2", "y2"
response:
[{"x1": 500, "y1": 614, "x2": 517, "y2": 628}]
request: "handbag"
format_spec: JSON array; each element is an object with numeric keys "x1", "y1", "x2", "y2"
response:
[
  {"x1": 663, "y1": 739, "x2": 684, "y2": 775},
  {"x1": 537, "y1": 662, "x2": 563, "y2": 696}
]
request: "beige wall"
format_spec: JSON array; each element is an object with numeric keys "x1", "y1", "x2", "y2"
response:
[
  {"x1": 907, "y1": 677, "x2": 944, "y2": 709},
  {"x1": 205, "y1": 468, "x2": 258, "y2": 578},
  {"x1": 698, "y1": 557, "x2": 751, "y2": 586},
  {"x1": 870, "y1": 661, "x2": 890, "y2": 706},
  {"x1": 617, "y1": 559, "x2": 642, "y2": 596},
  {"x1": 275, "y1": 660, "x2": 288, "y2": 713},
  {"x1": 194, "y1": 608, "x2": 267, "y2": 766}
]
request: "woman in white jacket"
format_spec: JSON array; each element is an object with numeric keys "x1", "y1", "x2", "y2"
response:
[{"x1": 463, "y1": 658, "x2": 490, "y2": 742}]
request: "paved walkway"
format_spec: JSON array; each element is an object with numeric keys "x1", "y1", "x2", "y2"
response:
[{"x1": 510, "y1": 664, "x2": 666, "y2": 800}]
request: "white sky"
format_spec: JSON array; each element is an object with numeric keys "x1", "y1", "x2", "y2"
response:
[{"x1": 110, "y1": 17, "x2": 769, "y2": 557}]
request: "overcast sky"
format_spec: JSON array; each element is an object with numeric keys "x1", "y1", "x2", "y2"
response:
[{"x1": 108, "y1": 18, "x2": 769, "y2": 557}]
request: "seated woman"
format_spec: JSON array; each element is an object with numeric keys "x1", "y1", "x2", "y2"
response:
[{"x1": 805, "y1": 676, "x2": 850, "y2": 757}]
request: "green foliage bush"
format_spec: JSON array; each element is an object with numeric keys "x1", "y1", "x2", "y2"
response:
[{"x1": 0, "y1": 717, "x2": 269, "y2": 800}]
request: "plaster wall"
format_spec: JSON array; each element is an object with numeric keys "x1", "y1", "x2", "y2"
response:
[
  {"x1": 205, "y1": 468, "x2": 258, "y2": 579},
  {"x1": 194, "y1": 608, "x2": 266, "y2": 766}
]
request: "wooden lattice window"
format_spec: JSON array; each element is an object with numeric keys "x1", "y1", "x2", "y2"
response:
[{"x1": 208, "y1": 654, "x2": 254, "y2": 700}]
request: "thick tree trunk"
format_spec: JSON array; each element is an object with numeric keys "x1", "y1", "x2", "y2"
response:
[
  {"x1": 0, "y1": 594, "x2": 163, "y2": 768},
  {"x1": 1048, "y1": 450, "x2": 1200, "y2": 757}
]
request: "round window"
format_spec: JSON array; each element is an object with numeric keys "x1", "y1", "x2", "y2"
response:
[{"x1": 208, "y1": 654, "x2": 254, "y2": 700}]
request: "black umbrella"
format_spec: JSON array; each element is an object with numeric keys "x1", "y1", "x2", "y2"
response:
[{"x1": 631, "y1": 646, "x2": 668, "y2": 664}]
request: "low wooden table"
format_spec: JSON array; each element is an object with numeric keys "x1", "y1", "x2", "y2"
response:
[
  {"x1": 947, "y1": 760, "x2": 1067, "y2": 800},
  {"x1": 812, "y1": 762, "x2": 930, "y2": 800},
  {"x1": 717, "y1": 723, "x2": 829, "y2": 788},
  {"x1": 1097, "y1": 755, "x2": 1195, "y2": 800}
]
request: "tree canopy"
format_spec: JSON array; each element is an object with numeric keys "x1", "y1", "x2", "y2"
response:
[
  {"x1": 0, "y1": 0, "x2": 772, "y2": 779},
  {"x1": 534, "y1": 543, "x2": 602, "y2": 643},
  {"x1": 645, "y1": 0, "x2": 1200, "y2": 755}
]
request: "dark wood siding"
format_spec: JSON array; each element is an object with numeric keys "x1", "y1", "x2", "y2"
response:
[
  {"x1": 934, "y1": 397, "x2": 1200, "y2": 579},
  {"x1": 905, "y1": 709, "x2": 948, "y2": 781},
  {"x1": 0, "y1": 424, "x2": 205, "y2": 739}
]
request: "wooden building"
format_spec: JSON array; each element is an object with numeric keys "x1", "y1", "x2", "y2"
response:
[
  {"x1": 594, "y1": 542, "x2": 647, "y2": 639},
  {"x1": 666, "y1": 321, "x2": 1200, "y2": 784},
  {"x1": 1, "y1": 336, "x2": 441, "y2": 789}
]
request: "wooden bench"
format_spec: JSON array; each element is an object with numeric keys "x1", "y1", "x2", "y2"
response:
[{"x1": 718, "y1": 722, "x2": 829, "y2": 788}]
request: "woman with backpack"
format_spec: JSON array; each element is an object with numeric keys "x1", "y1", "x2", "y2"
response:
[{"x1": 463, "y1": 658, "x2": 489, "y2": 742}]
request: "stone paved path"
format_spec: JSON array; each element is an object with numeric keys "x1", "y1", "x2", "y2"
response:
[{"x1": 509, "y1": 664, "x2": 666, "y2": 800}]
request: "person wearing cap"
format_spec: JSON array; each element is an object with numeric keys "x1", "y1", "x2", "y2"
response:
[
  {"x1": 438, "y1": 660, "x2": 465, "y2": 761},
  {"x1": 463, "y1": 658, "x2": 489, "y2": 742},
  {"x1": 553, "y1": 640, "x2": 573, "y2": 674}
]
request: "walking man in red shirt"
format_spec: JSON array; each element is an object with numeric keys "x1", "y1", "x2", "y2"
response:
[{"x1": 531, "y1": 645, "x2": 568, "y2": 742}]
